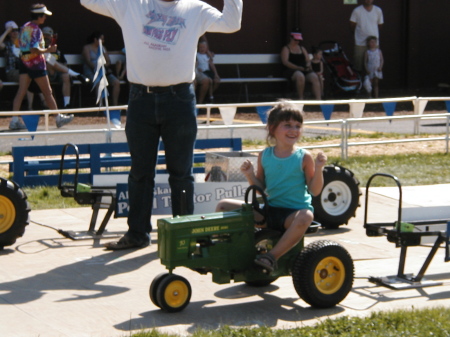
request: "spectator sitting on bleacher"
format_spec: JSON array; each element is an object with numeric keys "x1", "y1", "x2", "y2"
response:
[
  {"x1": 114, "y1": 47, "x2": 127, "y2": 81},
  {"x1": 11, "y1": 4, "x2": 74, "y2": 130},
  {"x1": 195, "y1": 40, "x2": 220, "y2": 104},
  {"x1": 39, "y1": 26, "x2": 90, "y2": 108},
  {"x1": 281, "y1": 30, "x2": 321, "y2": 100},
  {"x1": 0, "y1": 20, "x2": 34, "y2": 127},
  {"x1": 0, "y1": 21, "x2": 22, "y2": 83},
  {"x1": 82, "y1": 31, "x2": 121, "y2": 108}
]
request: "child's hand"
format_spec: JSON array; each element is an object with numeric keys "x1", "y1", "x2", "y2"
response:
[
  {"x1": 315, "y1": 151, "x2": 327, "y2": 169},
  {"x1": 240, "y1": 159, "x2": 254, "y2": 176}
]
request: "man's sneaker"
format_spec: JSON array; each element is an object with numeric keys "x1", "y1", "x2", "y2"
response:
[
  {"x1": 9, "y1": 120, "x2": 27, "y2": 130},
  {"x1": 76, "y1": 74, "x2": 90, "y2": 85},
  {"x1": 56, "y1": 114, "x2": 74, "y2": 128},
  {"x1": 64, "y1": 104, "x2": 72, "y2": 109}
]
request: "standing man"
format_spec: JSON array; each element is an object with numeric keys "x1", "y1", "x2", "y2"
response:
[
  {"x1": 349, "y1": 0, "x2": 383, "y2": 73},
  {"x1": 80, "y1": 0, "x2": 242, "y2": 250}
]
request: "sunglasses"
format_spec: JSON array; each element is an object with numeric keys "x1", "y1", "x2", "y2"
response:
[{"x1": 11, "y1": 29, "x2": 19, "y2": 32}]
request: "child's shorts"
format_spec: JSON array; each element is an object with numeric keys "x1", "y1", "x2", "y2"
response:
[{"x1": 264, "y1": 205, "x2": 299, "y2": 233}]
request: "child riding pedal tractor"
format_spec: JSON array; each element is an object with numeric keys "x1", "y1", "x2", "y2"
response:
[{"x1": 151, "y1": 102, "x2": 356, "y2": 312}]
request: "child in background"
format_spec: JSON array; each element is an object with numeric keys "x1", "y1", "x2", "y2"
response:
[
  {"x1": 364, "y1": 36, "x2": 383, "y2": 98},
  {"x1": 311, "y1": 47, "x2": 324, "y2": 98},
  {"x1": 195, "y1": 40, "x2": 220, "y2": 104},
  {"x1": 215, "y1": 101, "x2": 327, "y2": 273}
]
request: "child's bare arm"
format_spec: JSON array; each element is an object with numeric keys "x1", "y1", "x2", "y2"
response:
[
  {"x1": 241, "y1": 152, "x2": 265, "y2": 190},
  {"x1": 304, "y1": 151, "x2": 327, "y2": 196}
]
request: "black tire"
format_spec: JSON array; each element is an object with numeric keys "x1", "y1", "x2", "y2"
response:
[
  {"x1": 312, "y1": 165, "x2": 361, "y2": 229},
  {"x1": 149, "y1": 272, "x2": 170, "y2": 308},
  {"x1": 0, "y1": 178, "x2": 30, "y2": 250},
  {"x1": 245, "y1": 229, "x2": 280, "y2": 286},
  {"x1": 156, "y1": 274, "x2": 192, "y2": 313},
  {"x1": 292, "y1": 240, "x2": 354, "y2": 308}
]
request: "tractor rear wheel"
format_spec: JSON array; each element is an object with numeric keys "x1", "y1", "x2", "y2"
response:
[
  {"x1": 312, "y1": 165, "x2": 361, "y2": 229},
  {"x1": 0, "y1": 178, "x2": 30, "y2": 250},
  {"x1": 292, "y1": 240, "x2": 354, "y2": 308}
]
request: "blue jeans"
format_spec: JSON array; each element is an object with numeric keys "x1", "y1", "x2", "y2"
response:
[{"x1": 125, "y1": 82, "x2": 197, "y2": 239}]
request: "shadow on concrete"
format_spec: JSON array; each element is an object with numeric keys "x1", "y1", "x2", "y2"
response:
[
  {"x1": 115, "y1": 290, "x2": 345, "y2": 333},
  {"x1": 0, "y1": 249, "x2": 156, "y2": 305}
]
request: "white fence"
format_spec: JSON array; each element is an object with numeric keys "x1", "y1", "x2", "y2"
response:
[{"x1": 0, "y1": 96, "x2": 449, "y2": 160}]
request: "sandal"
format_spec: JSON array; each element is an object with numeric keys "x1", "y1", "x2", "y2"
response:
[{"x1": 254, "y1": 252, "x2": 277, "y2": 273}]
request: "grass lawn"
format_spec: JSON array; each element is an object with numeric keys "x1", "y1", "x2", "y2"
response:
[{"x1": 129, "y1": 307, "x2": 450, "y2": 337}]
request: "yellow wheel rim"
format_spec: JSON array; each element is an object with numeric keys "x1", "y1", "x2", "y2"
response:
[
  {"x1": 314, "y1": 256, "x2": 345, "y2": 294},
  {"x1": 0, "y1": 195, "x2": 16, "y2": 234},
  {"x1": 164, "y1": 280, "x2": 190, "y2": 308}
]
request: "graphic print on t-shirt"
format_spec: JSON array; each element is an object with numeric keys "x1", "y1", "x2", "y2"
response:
[{"x1": 143, "y1": 10, "x2": 186, "y2": 45}]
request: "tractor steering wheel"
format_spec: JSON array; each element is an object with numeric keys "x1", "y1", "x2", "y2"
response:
[{"x1": 244, "y1": 185, "x2": 268, "y2": 225}]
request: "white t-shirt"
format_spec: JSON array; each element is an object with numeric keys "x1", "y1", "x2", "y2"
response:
[
  {"x1": 196, "y1": 53, "x2": 210, "y2": 72},
  {"x1": 81, "y1": 0, "x2": 242, "y2": 86},
  {"x1": 350, "y1": 5, "x2": 384, "y2": 46}
]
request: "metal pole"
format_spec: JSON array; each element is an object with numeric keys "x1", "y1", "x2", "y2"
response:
[{"x1": 446, "y1": 113, "x2": 449, "y2": 154}]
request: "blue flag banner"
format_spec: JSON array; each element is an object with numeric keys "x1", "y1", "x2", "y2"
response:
[
  {"x1": 445, "y1": 101, "x2": 450, "y2": 113},
  {"x1": 105, "y1": 109, "x2": 121, "y2": 121},
  {"x1": 22, "y1": 115, "x2": 40, "y2": 139},
  {"x1": 320, "y1": 104, "x2": 334, "y2": 120},
  {"x1": 382, "y1": 102, "x2": 396, "y2": 116},
  {"x1": 256, "y1": 106, "x2": 271, "y2": 124}
]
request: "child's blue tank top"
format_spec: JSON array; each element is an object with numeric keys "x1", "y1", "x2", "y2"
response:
[{"x1": 261, "y1": 146, "x2": 312, "y2": 210}]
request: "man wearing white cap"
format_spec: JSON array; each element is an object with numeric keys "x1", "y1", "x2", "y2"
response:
[
  {"x1": 0, "y1": 21, "x2": 21, "y2": 82},
  {"x1": 11, "y1": 3, "x2": 74, "y2": 129}
]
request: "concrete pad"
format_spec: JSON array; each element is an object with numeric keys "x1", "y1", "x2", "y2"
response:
[
  {"x1": 368, "y1": 184, "x2": 450, "y2": 221},
  {"x1": 1, "y1": 186, "x2": 450, "y2": 337}
]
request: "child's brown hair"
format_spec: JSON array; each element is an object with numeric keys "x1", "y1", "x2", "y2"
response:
[{"x1": 266, "y1": 101, "x2": 304, "y2": 145}]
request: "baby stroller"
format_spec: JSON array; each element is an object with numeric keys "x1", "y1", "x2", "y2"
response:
[{"x1": 319, "y1": 41, "x2": 362, "y2": 95}]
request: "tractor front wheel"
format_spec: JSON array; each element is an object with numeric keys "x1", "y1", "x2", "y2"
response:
[
  {"x1": 156, "y1": 274, "x2": 192, "y2": 313},
  {"x1": 0, "y1": 178, "x2": 30, "y2": 250},
  {"x1": 149, "y1": 272, "x2": 170, "y2": 308},
  {"x1": 292, "y1": 240, "x2": 354, "y2": 308}
]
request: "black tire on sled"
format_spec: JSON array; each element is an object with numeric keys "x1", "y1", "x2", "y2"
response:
[
  {"x1": 292, "y1": 240, "x2": 354, "y2": 308},
  {"x1": 0, "y1": 178, "x2": 30, "y2": 249},
  {"x1": 312, "y1": 165, "x2": 361, "y2": 229}
]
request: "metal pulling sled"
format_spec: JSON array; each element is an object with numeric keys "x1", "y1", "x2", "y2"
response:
[
  {"x1": 57, "y1": 143, "x2": 122, "y2": 240},
  {"x1": 364, "y1": 173, "x2": 450, "y2": 290}
]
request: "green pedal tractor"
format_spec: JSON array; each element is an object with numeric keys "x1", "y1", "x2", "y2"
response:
[{"x1": 151, "y1": 164, "x2": 360, "y2": 312}]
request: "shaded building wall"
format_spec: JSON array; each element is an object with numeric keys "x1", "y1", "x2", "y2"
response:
[{"x1": 1, "y1": 0, "x2": 449, "y2": 90}]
